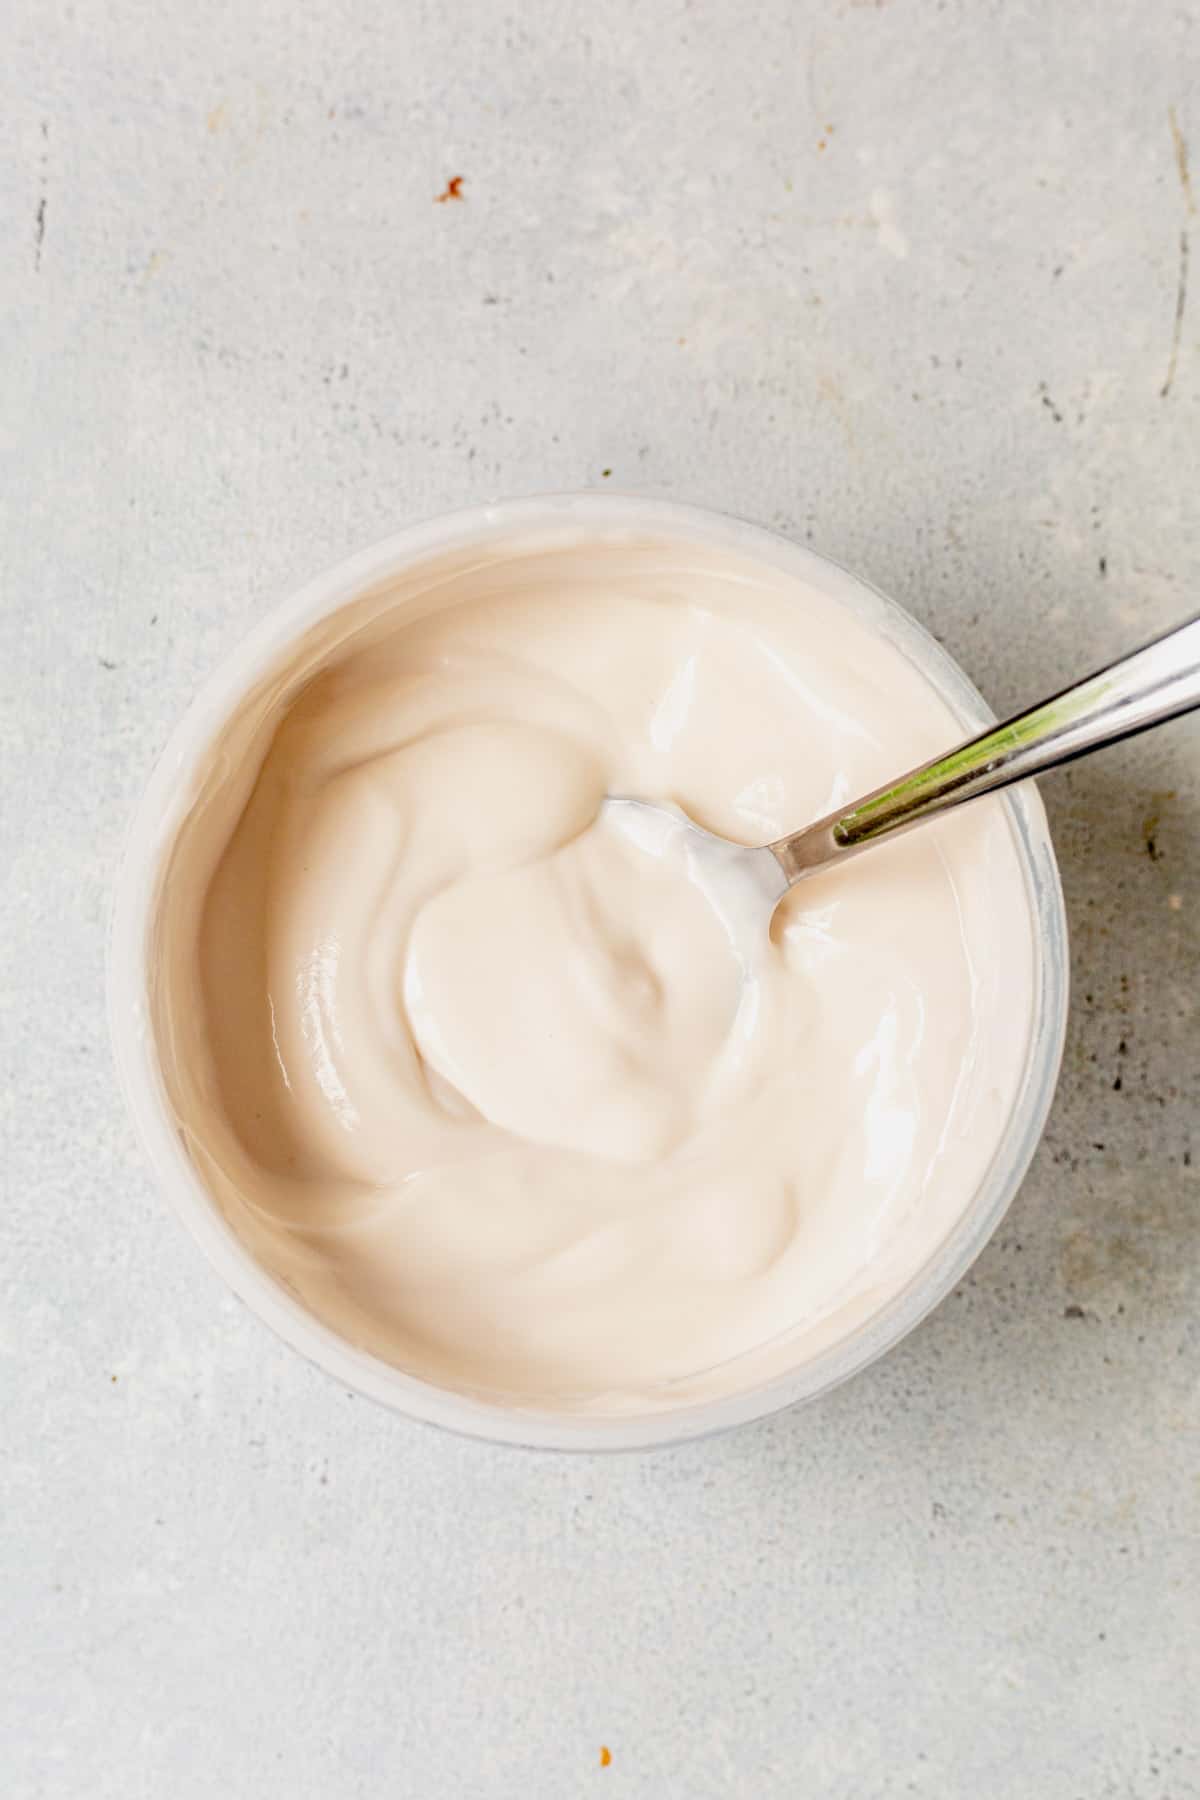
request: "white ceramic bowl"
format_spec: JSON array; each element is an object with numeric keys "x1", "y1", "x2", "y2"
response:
[{"x1": 109, "y1": 494, "x2": 1069, "y2": 1451}]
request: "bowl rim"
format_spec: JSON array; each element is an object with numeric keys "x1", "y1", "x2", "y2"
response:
[{"x1": 108, "y1": 491, "x2": 1069, "y2": 1452}]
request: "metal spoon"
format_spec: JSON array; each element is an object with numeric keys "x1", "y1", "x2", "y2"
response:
[{"x1": 604, "y1": 611, "x2": 1200, "y2": 924}]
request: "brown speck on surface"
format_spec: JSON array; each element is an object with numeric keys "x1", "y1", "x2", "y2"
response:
[
  {"x1": 599, "y1": 1746, "x2": 612, "y2": 1768},
  {"x1": 1161, "y1": 110, "x2": 1194, "y2": 397},
  {"x1": 1038, "y1": 382, "x2": 1063, "y2": 424},
  {"x1": 34, "y1": 122, "x2": 48, "y2": 271},
  {"x1": 206, "y1": 101, "x2": 226, "y2": 133},
  {"x1": 601, "y1": 468, "x2": 612, "y2": 479},
  {"x1": 435, "y1": 175, "x2": 465, "y2": 203},
  {"x1": 817, "y1": 139, "x2": 827, "y2": 151},
  {"x1": 1142, "y1": 797, "x2": 1173, "y2": 861},
  {"x1": 1064, "y1": 1304, "x2": 1086, "y2": 1319},
  {"x1": 111, "y1": 1374, "x2": 118, "y2": 1383},
  {"x1": 1098, "y1": 556, "x2": 1107, "y2": 575},
  {"x1": 1168, "y1": 892, "x2": 1183, "y2": 910},
  {"x1": 1160, "y1": 229, "x2": 1189, "y2": 398},
  {"x1": 1169, "y1": 104, "x2": 1195, "y2": 216}
]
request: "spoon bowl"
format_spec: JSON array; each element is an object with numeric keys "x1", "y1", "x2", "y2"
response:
[{"x1": 600, "y1": 796, "x2": 788, "y2": 937}]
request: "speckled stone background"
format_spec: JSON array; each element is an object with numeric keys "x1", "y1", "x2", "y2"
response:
[{"x1": 3, "y1": 1, "x2": 1199, "y2": 1794}]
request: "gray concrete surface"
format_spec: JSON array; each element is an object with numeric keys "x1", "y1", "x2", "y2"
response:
[{"x1": 3, "y1": 1, "x2": 1199, "y2": 1794}]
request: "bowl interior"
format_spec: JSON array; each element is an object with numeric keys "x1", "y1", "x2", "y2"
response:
[{"x1": 109, "y1": 494, "x2": 1068, "y2": 1451}]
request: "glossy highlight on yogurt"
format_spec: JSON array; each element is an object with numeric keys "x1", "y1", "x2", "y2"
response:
[{"x1": 150, "y1": 530, "x2": 1036, "y2": 1412}]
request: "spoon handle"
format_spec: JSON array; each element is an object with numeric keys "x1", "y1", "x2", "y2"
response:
[{"x1": 771, "y1": 612, "x2": 1200, "y2": 883}]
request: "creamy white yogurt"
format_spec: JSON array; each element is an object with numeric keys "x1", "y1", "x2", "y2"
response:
[{"x1": 149, "y1": 530, "x2": 1036, "y2": 1412}]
